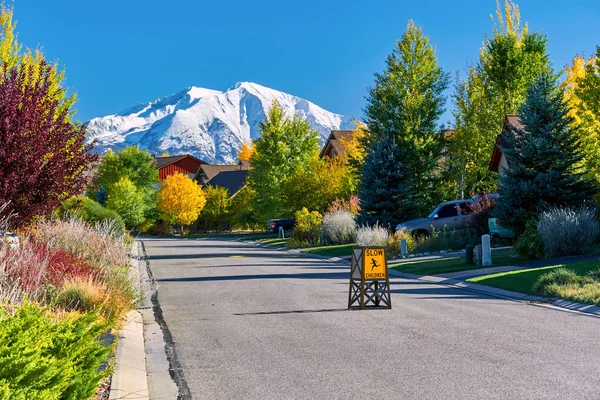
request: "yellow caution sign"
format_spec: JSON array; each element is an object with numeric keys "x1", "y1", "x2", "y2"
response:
[
  {"x1": 348, "y1": 247, "x2": 391, "y2": 309},
  {"x1": 363, "y1": 248, "x2": 386, "y2": 280}
]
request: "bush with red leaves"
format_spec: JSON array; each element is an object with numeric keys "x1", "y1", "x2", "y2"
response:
[
  {"x1": 469, "y1": 193, "x2": 497, "y2": 235},
  {"x1": 3, "y1": 244, "x2": 98, "y2": 292}
]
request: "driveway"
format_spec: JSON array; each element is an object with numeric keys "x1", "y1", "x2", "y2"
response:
[{"x1": 143, "y1": 237, "x2": 600, "y2": 400}]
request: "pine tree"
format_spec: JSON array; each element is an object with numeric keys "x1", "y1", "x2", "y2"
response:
[
  {"x1": 357, "y1": 136, "x2": 416, "y2": 228},
  {"x1": 495, "y1": 72, "x2": 597, "y2": 234},
  {"x1": 363, "y1": 20, "x2": 449, "y2": 218}
]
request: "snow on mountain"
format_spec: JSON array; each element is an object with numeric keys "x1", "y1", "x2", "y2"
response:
[{"x1": 86, "y1": 82, "x2": 355, "y2": 164}]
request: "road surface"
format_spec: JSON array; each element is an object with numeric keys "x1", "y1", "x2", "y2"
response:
[{"x1": 143, "y1": 237, "x2": 600, "y2": 400}]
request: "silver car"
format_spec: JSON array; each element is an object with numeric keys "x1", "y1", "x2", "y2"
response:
[{"x1": 395, "y1": 200, "x2": 475, "y2": 238}]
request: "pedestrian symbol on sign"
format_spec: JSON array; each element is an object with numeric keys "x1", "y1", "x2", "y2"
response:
[{"x1": 371, "y1": 258, "x2": 379, "y2": 271}]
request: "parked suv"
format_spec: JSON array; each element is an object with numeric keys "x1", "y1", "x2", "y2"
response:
[
  {"x1": 267, "y1": 219, "x2": 296, "y2": 237},
  {"x1": 395, "y1": 200, "x2": 475, "y2": 238}
]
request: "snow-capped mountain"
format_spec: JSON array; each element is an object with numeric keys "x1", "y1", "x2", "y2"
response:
[{"x1": 86, "y1": 82, "x2": 355, "y2": 163}]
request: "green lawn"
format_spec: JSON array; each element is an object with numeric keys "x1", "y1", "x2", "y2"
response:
[
  {"x1": 390, "y1": 250, "x2": 523, "y2": 276},
  {"x1": 300, "y1": 243, "x2": 356, "y2": 258},
  {"x1": 466, "y1": 260, "x2": 600, "y2": 295},
  {"x1": 258, "y1": 237, "x2": 289, "y2": 247}
]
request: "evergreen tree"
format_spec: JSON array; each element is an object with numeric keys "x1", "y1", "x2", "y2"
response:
[
  {"x1": 495, "y1": 72, "x2": 597, "y2": 234},
  {"x1": 248, "y1": 101, "x2": 320, "y2": 222},
  {"x1": 357, "y1": 136, "x2": 416, "y2": 228},
  {"x1": 363, "y1": 20, "x2": 449, "y2": 218}
]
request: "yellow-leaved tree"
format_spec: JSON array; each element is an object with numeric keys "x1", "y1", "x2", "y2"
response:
[
  {"x1": 562, "y1": 54, "x2": 600, "y2": 183},
  {"x1": 237, "y1": 141, "x2": 255, "y2": 162},
  {"x1": 158, "y1": 172, "x2": 206, "y2": 227}
]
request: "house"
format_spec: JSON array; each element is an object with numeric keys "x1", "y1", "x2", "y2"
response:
[
  {"x1": 206, "y1": 170, "x2": 249, "y2": 198},
  {"x1": 155, "y1": 155, "x2": 207, "y2": 181},
  {"x1": 194, "y1": 160, "x2": 250, "y2": 185},
  {"x1": 489, "y1": 115, "x2": 524, "y2": 177},
  {"x1": 319, "y1": 130, "x2": 355, "y2": 159}
]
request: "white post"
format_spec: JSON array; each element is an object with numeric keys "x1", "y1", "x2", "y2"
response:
[
  {"x1": 482, "y1": 234, "x2": 492, "y2": 267},
  {"x1": 401, "y1": 238, "x2": 407, "y2": 257}
]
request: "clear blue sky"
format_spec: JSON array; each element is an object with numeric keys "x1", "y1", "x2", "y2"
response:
[{"x1": 15, "y1": 1, "x2": 600, "y2": 125}]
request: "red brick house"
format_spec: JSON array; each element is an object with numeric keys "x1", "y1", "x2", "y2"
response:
[{"x1": 155, "y1": 155, "x2": 207, "y2": 181}]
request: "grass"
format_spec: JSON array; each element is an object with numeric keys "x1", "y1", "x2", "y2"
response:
[
  {"x1": 390, "y1": 250, "x2": 523, "y2": 276},
  {"x1": 258, "y1": 238, "x2": 289, "y2": 247},
  {"x1": 467, "y1": 260, "x2": 600, "y2": 295},
  {"x1": 300, "y1": 243, "x2": 356, "y2": 258}
]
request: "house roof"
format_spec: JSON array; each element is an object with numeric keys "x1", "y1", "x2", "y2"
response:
[
  {"x1": 154, "y1": 154, "x2": 206, "y2": 169},
  {"x1": 489, "y1": 115, "x2": 523, "y2": 172},
  {"x1": 319, "y1": 130, "x2": 355, "y2": 158},
  {"x1": 195, "y1": 161, "x2": 250, "y2": 183},
  {"x1": 206, "y1": 170, "x2": 249, "y2": 197}
]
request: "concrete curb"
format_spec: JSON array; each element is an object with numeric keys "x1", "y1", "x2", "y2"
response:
[{"x1": 109, "y1": 310, "x2": 149, "y2": 400}]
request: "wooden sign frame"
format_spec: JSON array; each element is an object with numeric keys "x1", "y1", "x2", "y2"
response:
[{"x1": 348, "y1": 247, "x2": 392, "y2": 310}]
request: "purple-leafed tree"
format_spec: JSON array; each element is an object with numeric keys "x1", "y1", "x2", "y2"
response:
[{"x1": 0, "y1": 63, "x2": 97, "y2": 227}]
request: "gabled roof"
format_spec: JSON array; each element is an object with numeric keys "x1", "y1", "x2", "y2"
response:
[
  {"x1": 207, "y1": 170, "x2": 249, "y2": 197},
  {"x1": 319, "y1": 130, "x2": 355, "y2": 158},
  {"x1": 195, "y1": 161, "x2": 250, "y2": 183},
  {"x1": 489, "y1": 115, "x2": 522, "y2": 173},
  {"x1": 154, "y1": 154, "x2": 207, "y2": 169}
]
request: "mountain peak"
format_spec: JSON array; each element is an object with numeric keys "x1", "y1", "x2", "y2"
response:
[{"x1": 86, "y1": 83, "x2": 354, "y2": 164}]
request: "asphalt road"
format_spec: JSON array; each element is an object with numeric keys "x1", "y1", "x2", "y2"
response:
[{"x1": 143, "y1": 237, "x2": 600, "y2": 400}]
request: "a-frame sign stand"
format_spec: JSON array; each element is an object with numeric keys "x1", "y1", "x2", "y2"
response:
[{"x1": 348, "y1": 247, "x2": 392, "y2": 310}]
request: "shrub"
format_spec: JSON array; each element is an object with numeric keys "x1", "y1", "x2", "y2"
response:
[
  {"x1": 514, "y1": 219, "x2": 545, "y2": 260},
  {"x1": 34, "y1": 218, "x2": 139, "y2": 311},
  {"x1": 468, "y1": 193, "x2": 496, "y2": 235},
  {"x1": 533, "y1": 268, "x2": 581, "y2": 294},
  {"x1": 322, "y1": 210, "x2": 356, "y2": 244},
  {"x1": 533, "y1": 268, "x2": 600, "y2": 305},
  {"x1": 587, "y1": 269, "x2": 600, "y2": 282},
  {"x1": 292, "y1": 208, "x2": 322, "y2": 245},
  {"x1": 387, "y1": 228, "x2": 416, "y2": 255},
  {"x1": 57, "y1": 277, "x2": 130, "y2": 321},
  {"x1": 60, "y1": 196, "x2": 126, "y2": 237},
  {"x1": 3, "y1": 244, "x2": 97, "y2": 293},
  {"x1": 0, "y1": 301, "x2": 111, "y2": 400},
  {"x1": 327, "y1": 195, "x2": 361, "y2": 215},
  {"x1": 355, "y1": 223, "x2": 389, "y2": 247},
  {"x1": 414, "y1": 226, "x2": 477, "y2": 254},
  {"x1": 537, "y1": 206, "x2": 599, "y2": 258}
]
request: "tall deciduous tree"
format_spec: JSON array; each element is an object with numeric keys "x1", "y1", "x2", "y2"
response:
[
  {"x1": 248, "y1": 101, "x2": 320, "y2": 222},
  {"x1": 495, "y1": 72, "x2": 597, "y2": 234},
  {"x1": 449, "y1": 0, "x2": 551, "y2": 198},
  {"x1": 90, "y1": 146, "x2": 158, "y2": 223},
  {"x1": 0, "y1": 6, "x2": 76, "y2": 122},
  {"x1": 198, "y1": 185, "x2": 230, "y2": 230},
  {"x1": 158, "y1": 172, "x2": 206, "y2": 226},
  {"x1": 0, "y1": 64, "x2": 96, "y2": 226},
  {"x1": 362, "y1": 20, "x2": 449, "y2": 220},
  {"x1": 562, "y1": 48, "x2": 600, "y2": 184},
  {"x1": 105, "y1": 177, "x2": 146, "y2": 228}
]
